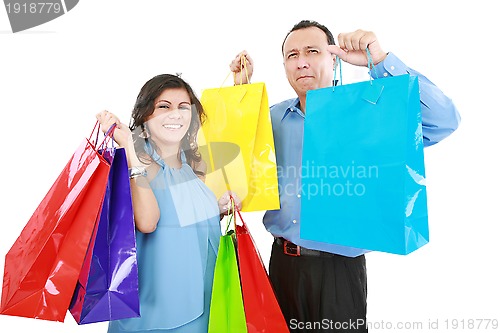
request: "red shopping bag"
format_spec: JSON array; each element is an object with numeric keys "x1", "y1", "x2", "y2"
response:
[
  {"x1": 235, "y1": 209, "x2": 289, "y2": 333},
  {"x1": 0, "y1": 122, "x2": 114, "y2": 322},
  {"x1": 69, "y1": 148, "x2": 139, "y2": 324}
]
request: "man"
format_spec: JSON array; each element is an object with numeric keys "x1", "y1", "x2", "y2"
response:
[{"x1": 230, "y1": 20, "x2": 460, "y2": 332}]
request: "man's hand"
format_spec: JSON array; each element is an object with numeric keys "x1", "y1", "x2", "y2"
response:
[
  {"x1": 229, "y1": 50, "x2": 254, "y2": 85},
  {"x1": 328, "y1": 29, "x2": 387, "y2": 67}
]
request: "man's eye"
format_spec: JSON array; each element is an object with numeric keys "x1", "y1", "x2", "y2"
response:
[
  {"x1": 309, "y1": 49, "x2": 319, "y2": 54},
  {"x1": 288, "y1": 53, "x2": 298, "y2": 59}
]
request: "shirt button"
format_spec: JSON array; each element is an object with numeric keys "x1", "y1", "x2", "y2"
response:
[
  {"x1": 383, "y1": 72, "x2": 388, "y2": 77},
  {"x1": 297, "y1": 194, "x2": 301, "y2": 198},
  {"x1": 390, "y1": 66, "x2": 395, "y2": 70},
  {"x1": 292, "y1": 219, "x2": 297, "y2": 224}
]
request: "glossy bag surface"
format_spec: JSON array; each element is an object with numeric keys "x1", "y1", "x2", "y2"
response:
[
  {"x1": 300, "y1": 74, "x2": 428, "y2": 255},
  {"x1": 208, "y1": 229, "x2": 247, "y2": 333},
  {"x1": 200, "y1": 82, "x2": 280, "y2": 212},
  {"x1": 0, "y1": 123, "x2": 113, "y2": 321},
  {"x1": 235, "y1": 210, "x2": 289, "y2": 333},
  {"x1": 69, "y1": 147, "x2": 139, "y2": 324}
]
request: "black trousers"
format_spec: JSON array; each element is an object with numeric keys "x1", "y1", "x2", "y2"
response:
[{"x1": 269, "y1": 239, "x2": 368, "y2": 333}]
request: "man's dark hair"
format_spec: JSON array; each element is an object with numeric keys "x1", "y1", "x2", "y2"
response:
[{"x1": 281, "y1": 20, "x2": 336, "y2": 55}]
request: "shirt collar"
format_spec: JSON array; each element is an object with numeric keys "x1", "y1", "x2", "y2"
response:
[{"x1": 281, "y1": 98, "x2": 304, "y2": 121}]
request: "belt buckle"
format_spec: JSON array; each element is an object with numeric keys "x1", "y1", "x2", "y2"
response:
[{"x1": 283, "y1": 240, "x2": 300, "y2": 256}]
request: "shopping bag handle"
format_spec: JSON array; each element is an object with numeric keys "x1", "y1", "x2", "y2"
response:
[
  {"x1": 333, "y1": 47, "x2": 378, "y2": 91},
  {"x1": 333, "y1": 54, "x2": 343, "y2": 89},
  {"x1": 235, "y1": 54, "x2": 251, "y2": 85},
  {"x1": 226, "y1": 195, "x2": 249, "y2": 231},
  {"x1": 102, "y1": 123, "x2": 117, "y2": 149},
  {"x1": 90, "y1": 120, "x2": 100, "y2": 146},
  {"x1": 89, "y1": 120, "x2": 116, "y2": 158},
  {"x1": 219, "y1": 54, "x2": 251, "y2": 89},
  {"x1": 224, "y1": 196, "x2": 237, "y2": 235},
  {"x1": 92, "y1": 121, "x2": 116, "y2": 147},
  {"x1": 235, "y1": 208, "x2": 247, "y2": 232}
]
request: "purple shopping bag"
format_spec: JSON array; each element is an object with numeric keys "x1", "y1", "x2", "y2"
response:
[{"x1": 69, "y1": 147, "x2": 140, "y2": 324}]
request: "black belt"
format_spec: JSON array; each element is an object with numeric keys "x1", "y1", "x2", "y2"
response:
[{"x1": 275, "y1": 237, "x2": 337, "y2": 257}]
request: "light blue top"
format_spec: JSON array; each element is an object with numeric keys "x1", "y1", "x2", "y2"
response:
[
  {"x1": 263, "y1": 53, "x2": 461, "y2": 257},
  {"x1": 108, "y1": 150, "x2": 221, "y2": 332}
]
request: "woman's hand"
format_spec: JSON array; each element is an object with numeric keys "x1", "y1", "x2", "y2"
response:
[
  {"x1": 218, "y1": 190, "x2": 242, "y2": 215},
  {"x1": 95, "y1": 110, "x2": 132, "y2": 147}
]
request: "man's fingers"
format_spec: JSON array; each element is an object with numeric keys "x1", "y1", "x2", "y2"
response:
[{"x1": 327, "y1": 45, "x2": 347, "y2": 59}]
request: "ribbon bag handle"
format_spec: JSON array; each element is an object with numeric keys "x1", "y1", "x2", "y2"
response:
[
  {"x1": 365, "y1": 48, "x2": 379, "y2": 80},
  {"x1": 333, "y1": 54, "x2": 343, "y2": 90},
  {"x1": 98, "y1": 123, "x2": 116, "y2": 151},
  {"x1": 333, "y1": 47, "x2": 379, "y2": 91},
  {"x1": 235, "y1": 54, "x2": 251, "y2": 85},
  {"x1": 89, "y1": 120, "x2": 117, "y2": 162},
  {"x1": 225, "y1": 195, "x2": 250, "y2": 234},
  {"x1": 226, "y1": 195, "x2": 249, "y2": 233},
  {"x1": 333, "y1": 48, "x2": 384, "y2": 104},
  {"x1": 220, "y1": 54, "x2": 251, "y2": 88},
  {"x1": 92, "y1": 120, "x2": 116, "y2": 147},
  {"x1": 224, "y1": 196, "x2": 237, "y2": 235}
]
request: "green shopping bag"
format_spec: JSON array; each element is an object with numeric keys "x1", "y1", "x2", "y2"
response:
[{"x1": 208, "y1": 205, "x2": 248, "y2": 333}]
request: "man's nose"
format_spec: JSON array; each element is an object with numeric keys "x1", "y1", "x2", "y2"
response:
[{"x1": 297, "y1": 56, "x2": 309, "y2": 69}]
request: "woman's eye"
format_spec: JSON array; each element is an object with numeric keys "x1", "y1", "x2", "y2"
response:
[{"x1": 158, "y1": 105, "x2": 169, "y2": 109}]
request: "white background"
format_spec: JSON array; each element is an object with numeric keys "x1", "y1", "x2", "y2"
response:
[{"x1": 1, "y1": 1, "x2": 499, "y2": 332}]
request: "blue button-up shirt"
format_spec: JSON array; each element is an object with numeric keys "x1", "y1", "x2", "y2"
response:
[{"x1": 263, "y1": 53, "x2": 461, "y2": 257}]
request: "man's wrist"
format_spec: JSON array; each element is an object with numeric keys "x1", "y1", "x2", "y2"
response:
[{"x1": 373, "y1": 52, "x2": 389, "y2": 66}]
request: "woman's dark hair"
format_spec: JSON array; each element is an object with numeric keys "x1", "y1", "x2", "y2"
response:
[
  {"x1": 129, "y1": 74, "x2": 205, "y2": 174},
  {"x1": 281, "y1": 19, "x2": 336, "y2": 55}
]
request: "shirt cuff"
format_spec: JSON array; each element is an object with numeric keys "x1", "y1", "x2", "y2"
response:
[{"x1": 370, "y1": 53, "x2": 409, "y2": 79}]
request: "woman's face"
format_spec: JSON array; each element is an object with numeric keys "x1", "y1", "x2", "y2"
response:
[{"x1": 145, "y1": 87, "x2": 193, "y2": 147}]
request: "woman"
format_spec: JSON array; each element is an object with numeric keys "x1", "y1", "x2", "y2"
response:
[{"x1": 96, "y1": 74, "x2": 239, "y2": 333}]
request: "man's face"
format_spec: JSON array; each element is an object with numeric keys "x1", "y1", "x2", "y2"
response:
[{"x1": 283, "y1": 27, "x2": 335, "y2": 99}]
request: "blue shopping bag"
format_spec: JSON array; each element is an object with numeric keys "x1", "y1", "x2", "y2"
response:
[
  {"x1": 69, "y1": 147, "x2": 140, "y2": 324},
  {"x1": 300, "y1": 68, "x2": 428, "y2": 255}
]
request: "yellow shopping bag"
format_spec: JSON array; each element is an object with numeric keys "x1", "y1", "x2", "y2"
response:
[{"x1": 199, "y1": 82, "x2": 280, "y2": 212}]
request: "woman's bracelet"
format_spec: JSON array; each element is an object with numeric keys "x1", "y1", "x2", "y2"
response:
[{"x1": 129, "y1": 166, "x2": 147, "y2": 179}]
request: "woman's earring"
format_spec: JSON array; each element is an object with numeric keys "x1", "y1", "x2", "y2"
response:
[{"x1": 139, "y1": 125, "x2": 150, "y2": 139}]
